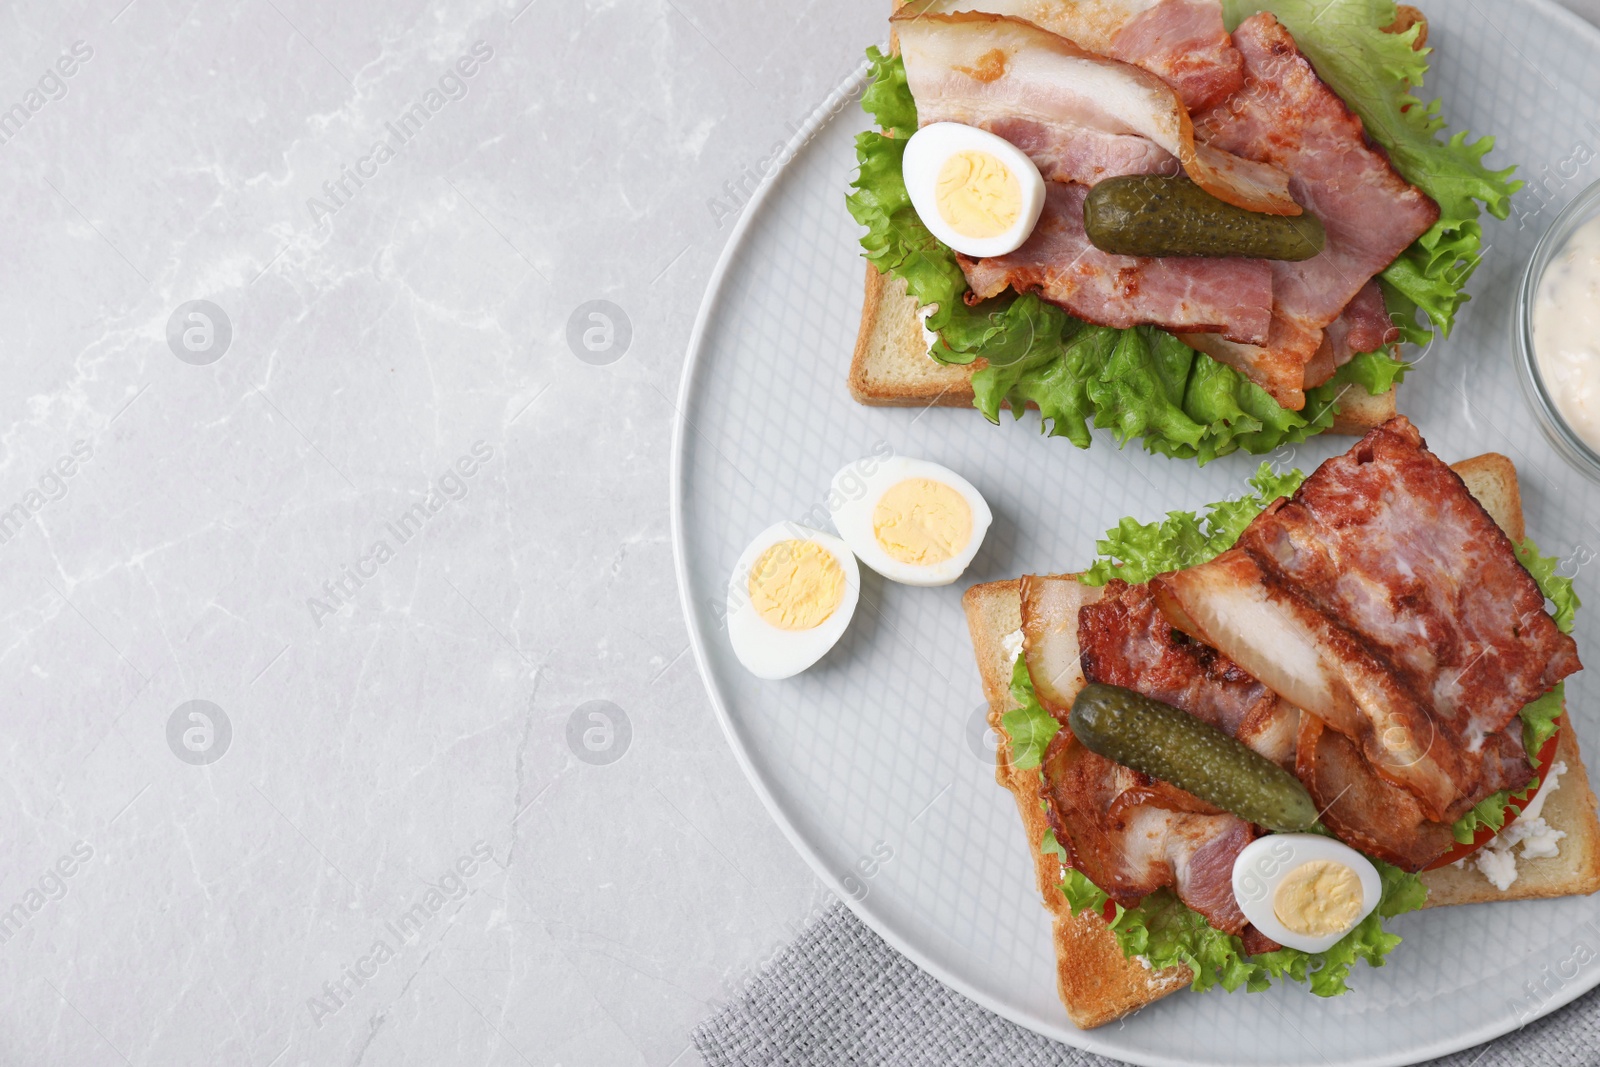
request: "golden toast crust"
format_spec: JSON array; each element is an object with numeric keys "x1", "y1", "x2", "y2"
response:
[{"x1": 963, "y1": 578, "x2": 1192, "y2": 1029}]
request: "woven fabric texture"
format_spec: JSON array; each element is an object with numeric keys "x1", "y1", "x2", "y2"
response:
[{"x1": 693, "y1": 902, "x2": 1600, "y2": 1067}]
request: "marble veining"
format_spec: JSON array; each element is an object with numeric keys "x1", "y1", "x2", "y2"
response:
[{"x1": 0, "y1": 1, "x2": 878, "y2": 1063}]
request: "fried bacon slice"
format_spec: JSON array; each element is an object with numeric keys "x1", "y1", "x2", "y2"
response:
[
  {"x1": 901, "y1": 0, "x2": 1247, "y2": 112},
  {"x1": 1040, "y1": 731, "x2": 1259, "y2": 934},
  {"x1": 894, "y1": 11, "x2": 1298, "y2": 213},
  {"x1": 1078, "y1": 579, "x2": 1299, "y2": 768},
  {"x1": 1302, "y1": 281, "x2": 1398, "y2": 390},
  {"x1": 1178, "y1": 14, "x2": 1439, "y2": 401},
  {"x1": 1019, "y1": 572, "x2": 1100, "y2": 716},
  {"x1": 1295, "y1": 707, "x2": 1530, "y2": 872},
  {"x1": 1102, "y1": 0, "x2": 1246, "y2": 112},
  {"x1": 1294, "y1": 713, "x2": 1456, "y2": 870},
  {"x1": 1021, "y1": 575, "x2": 1273, "y2": 941},
  {"x1": 959, "y1": 182, "x2": 1275, "y2": 343},
  {"x1": 1152, "y1": 417, "x2": 1582, "y2": 824}
]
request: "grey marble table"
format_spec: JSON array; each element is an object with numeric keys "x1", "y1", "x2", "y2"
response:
[
  {"x1": 0, "y1": 1, "x2": 887, "y2": 1064},
  {"x1": 3, "y1": 2, "x2": 1596, "y2": 1066}
]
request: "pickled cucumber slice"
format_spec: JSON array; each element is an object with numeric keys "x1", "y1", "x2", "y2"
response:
[
  {"x1": 1069, "y1": 683, "x2": 1319, "y2": 832},
  {"x1": 1084, "y1": 176, "x2": 1325, "y2": 260}
]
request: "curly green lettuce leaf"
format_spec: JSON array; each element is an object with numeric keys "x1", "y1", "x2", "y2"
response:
[
  {"x1": 969, "y1": 323, "x2": 1386, "y2": 463},
  {"x1": 1519, "y1": 685, "x2": 1567, "y2": 763},
  {"x1": 1002, "y1": 654, "x2": 1059, "y2": 770},
  {"x1": 1378, "y1": 278, "x2": 1435, "y2": 349},
  {"x1": 1338, "y1": 348, "x2": 1410, "y2": 395},
  {"x1": 1450, "y1": 681, "x2": 1566, "y2": 842},
  {"x1": 1451, "y1": 784, "x2": 1522, "y2": 845},
  {"x1": 859, "y1": 43, "x2": 916, "y2": 138},
  {"x1": 1514, "y1": 538, "x2": 1577, "y2": 754},
  {"x1": 1060, "y1": 867, "x2": 1107, "y2": 916},
  {"x1": 845, "y1": 139, "x2": 968, "y2": 338},
  {"x1": 1080, "y1": 463, "x2": 1306, "y2": 585},
  {"x1": 949, "y1": 291, "x2": 1076, "y2": 373},
  {"x1": 846, "y1": 48, "x2": 975, "y2": 343},
  {"x1": 1225, "y1": 0, "x2": 1520, "y2": 338},
  {"x1": 1108, "y1": 884, "x2": 1266, "y2": 994},
  {"x1": 1518, "y1": 539, "x2": 1581, "y2": 635}
]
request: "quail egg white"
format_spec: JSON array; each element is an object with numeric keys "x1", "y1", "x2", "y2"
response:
[
  {"x1": 1232, "y1": 833, "x2": 1383, "y2": 953},
  {"x1": 902, "y1": 121, "x2": 1046, "y2": 259},
  {"x1": 830, "y1": 456, "x2": 992, "y2": 587},
  {"x1": 727, "y1": 523, "x2": 860, "y2": 680}
]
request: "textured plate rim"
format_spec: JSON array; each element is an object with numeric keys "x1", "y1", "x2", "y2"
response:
[{"x1": 668, "y1": 6, "x2": 1600, "y2": 1059}]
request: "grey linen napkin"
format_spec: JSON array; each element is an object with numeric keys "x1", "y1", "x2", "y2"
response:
[{"x1": 692, "y1": 900, "x2": 1600, "y2": 1067}]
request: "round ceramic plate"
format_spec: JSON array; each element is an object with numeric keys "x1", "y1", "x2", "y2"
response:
[{"x1": 671, "y1": 4, "x2": 1600, "y2": 1063}]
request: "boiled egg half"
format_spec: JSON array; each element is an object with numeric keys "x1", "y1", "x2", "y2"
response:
[
  {"x1": 727, "y1": 523, "x2": 860, "y2": 680},
  {"x1": 902, "y1": 122, "x2": 1045, "y2": 259},
  {"x1": 1232, "y1": 834, "x2": 1382, "y2": 954},
  {"x1": 831, "y1": 456, "x2": 992, "y2": 587}
]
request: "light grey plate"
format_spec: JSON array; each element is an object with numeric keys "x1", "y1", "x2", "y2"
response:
[{"x1": 671, "y1": 4, "x2": 1600, "y2": 1063}]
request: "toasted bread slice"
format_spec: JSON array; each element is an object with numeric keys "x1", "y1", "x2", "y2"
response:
[
  {"x1": 965, "y1": 577, "x2": 1193, "y2": 1028},
  {"x1": 1326, "y1": 374, "x2": 1398, "y2": 435},
  {"x1": 848, "y1": 267, "x2": 978, "y2": 408},
  {"x1": 850, "y1": 265, "x2": 1398, "y2": 433},
  {"x1": 963, "y1": 454, "x2": 1600, "y2": 1027},
  {"x1": 1452, "y1": 452, "x2": 1526, "y2": 542}
]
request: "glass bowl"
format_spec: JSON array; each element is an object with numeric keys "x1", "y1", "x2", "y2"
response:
[{"x1": 1515, "y1": 177, "x2": 1600, "y2": 483}]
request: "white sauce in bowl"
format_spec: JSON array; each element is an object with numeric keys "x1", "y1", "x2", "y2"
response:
[{"x1": 1534, "y1": 214, "x2": 1600, "y2": 450}]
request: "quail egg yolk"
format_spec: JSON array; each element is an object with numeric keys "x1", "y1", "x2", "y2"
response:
[
  {"x1": 1273, "y1": 859, "x2": 1363, "y2": 937},
  {"x1": 935, "y1": 150, "x2": 1021, "y2": 240},
  {"x1": 748, "y1": 540, "x2": 845, "y2": 630},
  {"x1": 872, "y1": 479, "x2": 973, "y2": 566}
]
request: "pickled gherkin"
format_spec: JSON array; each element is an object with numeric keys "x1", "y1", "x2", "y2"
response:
[
  {"x1": 1083, "y1": 175, "x2": 1325, "y2": 260},
  {"x1": 1069, "y1": 683, "x2": 1318, "y2": 832}
]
